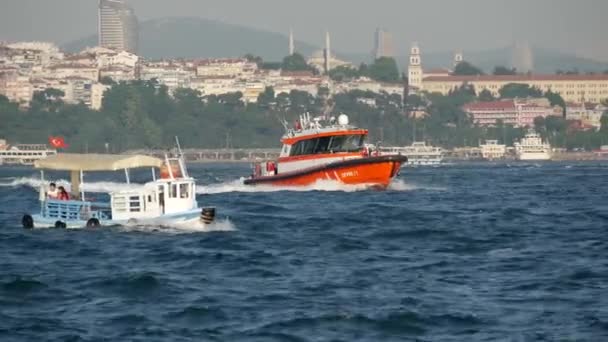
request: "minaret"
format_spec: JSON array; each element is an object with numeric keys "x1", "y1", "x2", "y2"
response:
[
  {"x1": 324, "y1": 31, "x2": 331, "y2": 74},
  {"x1": 408, "y1": 42, "x2": 423, "y2": 89},
  {"x1": 288, "y1": 28, "x2": 295, "y2": 56}
]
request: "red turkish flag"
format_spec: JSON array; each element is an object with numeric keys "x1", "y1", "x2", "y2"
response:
[{"x1": 49, "y1": 136, "x2": 68, "y2": 149}]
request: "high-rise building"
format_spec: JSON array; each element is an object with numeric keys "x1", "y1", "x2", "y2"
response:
[
  {"x1": 98, "y1": 0, "x2": 138, "y2": 53},
  {"x1": 512, "y1": 41, "x2": 534, "y2": 73},
  {"x1": 288, "y1": 28, "x2": 295, "y2": 56},
  {"x1": 374, "y1": 28, "x2": 395, "y2": 59},
  {"x1": 324, "y1": 31, "x2": 331, "y2": 74}
]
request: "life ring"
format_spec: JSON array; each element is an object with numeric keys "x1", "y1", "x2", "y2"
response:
[{"x1": 22, "y1": 214, "x2": 34, "y2": 229}]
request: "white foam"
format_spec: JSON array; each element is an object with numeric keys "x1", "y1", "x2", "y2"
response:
[
  {"x1": 0, "y1": 177, "x2": 144, "y2": 193},
  {"x1": 1, "y1": 176, "x2": 439, "y2": 195},
  {"x1": 197, "y1": 178, "x2": 382, "y2": 194},
  {"x1": 119, "y1": 218, "x2": 236, "y2": 234}
]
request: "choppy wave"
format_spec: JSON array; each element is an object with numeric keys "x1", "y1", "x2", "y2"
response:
[
  {"x1": 2, "y1": 176, "x2": 425, "y2": 194},
  {"x1": 2, "y1": 162, "x2": 607, "y2": 341}
]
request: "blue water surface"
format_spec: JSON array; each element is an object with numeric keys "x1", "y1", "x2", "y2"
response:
[{"x1": 0, "y1": 162, "x2": 607, "y2": 341}]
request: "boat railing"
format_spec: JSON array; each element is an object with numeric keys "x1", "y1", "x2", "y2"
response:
[{"x1": 44, "y1": 199, "x2": 112, "y2": 221}]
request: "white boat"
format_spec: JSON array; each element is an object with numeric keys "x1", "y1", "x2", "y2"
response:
[
  {"x1": 514, "y1": 130, "x2": 552, "y2": 161},
  {"x1": 480, "y1": 140, "x2": 507, "y2": 160},
  {"x1": 380, "y1": 142, "x2": 443, "y2": 166},
  {"x1": 0, "y1": 139, "x2": 57, "y2": 166},
  {"x1": 21, "y1": 140, "x2": 216, "y2": 229}
]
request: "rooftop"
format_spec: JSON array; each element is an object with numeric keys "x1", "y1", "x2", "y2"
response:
[{"x1": 424, "y1": 74, "x2": 608, "y2": 82}]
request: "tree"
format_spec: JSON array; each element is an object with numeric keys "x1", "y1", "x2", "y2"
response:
[
  {"x1": 406, "y1": 94, "x2": 425, "y2": 109},
  {"x1": 368, "y1": 57, "x2": 400, "y2": 82},
  {"x1": 281, "y1": 53, "x2": 311, "y2": 71},
  {"x1": 478, "y1": 89, "x2": 495, "y2": 102},
  {"x1": 534, "y1": 116, "x2": 546, "y2": 132},
  {"x1": 100, "y1": 76, "x2": 116, "y2": 85},
  {"x1": 544, "y1": 90, "x2": 566, "y2": 115},
  {"x1": 493, "y1": 66, "x2": 517, "y2": 75},
  {"x1": 358, "y1": 63, "x2": 370, "y2": 78},
  {"x1": 601, "y1": 112, "x2": 608, "y2": 132},
  {"x1": 328, "y1": 65, "x2": 360, "y2": 82},
  {"x1": 244, "y1": 54, "x2": 264, "y2": 68},
  {"x1": 261, "y1": 62, "x2": 282, "y2": 70},
  {"x1": 453, "y1": 61, "x2": 484, "y2": 76},
  {"x1": 499, "y1": 83, "x2": 543, "y2": 99},
  {"x1": 257, "y1": 86, "x2": 275, "y2": 108}
]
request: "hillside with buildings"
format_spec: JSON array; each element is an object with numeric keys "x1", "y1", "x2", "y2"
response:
[{"x1": 1, "y1": 0, "x2": 607, "y2": 152}]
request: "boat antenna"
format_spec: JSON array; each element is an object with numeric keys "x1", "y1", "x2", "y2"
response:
[
  {"x1": 277, "y1": 114, "x2": 289, "y2": 132},
  {"x1": 175, "y1": 136, "x2": 183, "y2": 157}
]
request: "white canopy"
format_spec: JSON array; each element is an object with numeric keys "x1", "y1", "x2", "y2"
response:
[{"x1": 34, "y1": 153, "x2": 163, "y2": 171}]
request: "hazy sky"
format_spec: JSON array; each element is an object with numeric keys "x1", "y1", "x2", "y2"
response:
[{"x1": 1, "y1": 0, "x2": 607, "y2": 60}]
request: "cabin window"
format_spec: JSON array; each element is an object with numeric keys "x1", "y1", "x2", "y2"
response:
[
  {"x1": 129, "y1": 196, "x2": 141, "y2": 212},
  {"x1": 170, "y1": 184, "x2": 177, "y2": 198},
  {"x1": 179, "y1": 183, "x2": 189, "y2": 198},
  {"x1": 289, "y1": 134, "x2": 366, "y2": 156}
]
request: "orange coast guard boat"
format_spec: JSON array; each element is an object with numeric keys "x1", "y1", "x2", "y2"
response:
[{"x1": 244, "y1": 113, "x2": 407, "y2": 189}]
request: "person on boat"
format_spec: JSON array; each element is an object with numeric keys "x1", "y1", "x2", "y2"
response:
[
  {"x1": 57, "y1": 186, "x2": 70, "y2": 201},
  {"x1": 46, "y1": 183, "x2": 59, "y2": 199}
]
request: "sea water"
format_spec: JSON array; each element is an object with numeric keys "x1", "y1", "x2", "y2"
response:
[{"x1": 0, "y1": 162, "x2": 607, "y2": 341}]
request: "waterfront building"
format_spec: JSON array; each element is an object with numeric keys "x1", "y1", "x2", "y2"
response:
[
  {"x1": 98, "y1": 0, "x2": 138, "y2": 53},
  {"x1": 0, "y1": 71, "x2": 33, "y2": 105},
  {"x1": 463, "y1": 98, "x2": 561, "y2": 127},
  {"x1": 408, "y1": 43, "x2": 608, "y2": 104},
  {"x1": 480, "y1": 140, "x2": 507, "y2": 160},
  {"x1": 565, "y1": 103, "x2": 606, "y2": 130}
]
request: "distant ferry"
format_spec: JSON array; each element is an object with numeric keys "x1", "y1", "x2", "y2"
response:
[
  {"x1": 514, "y1": 130, "x2": 552, "y2": 161},
  {"x1": 380, "y1": 142, "x2": 443, "y2": 166},
  {"x1": 0, "y1": 139, "x2": 57, "y2": 166},
  {"x1": 480, "y1": 140, "x2": 507, "y2": 160}
]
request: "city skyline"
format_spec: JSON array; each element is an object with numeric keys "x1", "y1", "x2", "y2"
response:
[{"x1": 0, "y1": 0, "x2": 607, "y2": 62}]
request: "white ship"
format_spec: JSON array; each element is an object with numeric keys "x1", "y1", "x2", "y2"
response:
[
  {"x1": 0, "y1": 139, "x2": 57, "y2": 166},
  {"x1": 380, "y1": 141, "x2": 443, "y2": 166},
  {"x1": 514, "y1": 130, "x2": 552, "y2": 161},
  {"x1": 480, "y1": 140, "x2": 507, "y2": 160}
]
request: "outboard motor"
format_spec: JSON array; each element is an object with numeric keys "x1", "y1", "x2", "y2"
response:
[
  {"x1": 200, "y1": 207, "x2": 216, "y2": 224},
  {"x1": 22, "y1": 214, "x2": 34, "y2": 229}
]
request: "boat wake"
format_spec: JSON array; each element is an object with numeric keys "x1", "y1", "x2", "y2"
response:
[
  {"x1": 196, "y1": 177, "x2": 420, "y2": 194},
  {"x1": 119, "y1": 218, "x2": 236, "y2": 234},
  {"x1": 0, "y1": 177, "x2": 145, "y2": 193},
  {"x1": 1, "y1": 176, "x2": 438, "y2": 194}
]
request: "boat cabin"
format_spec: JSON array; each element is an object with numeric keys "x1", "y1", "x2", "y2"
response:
[{"x1": 253, "y1": 114, "x2": 369, "y2": 176}]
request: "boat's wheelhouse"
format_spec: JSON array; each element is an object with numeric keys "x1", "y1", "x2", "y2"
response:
[
  {"x1": 110, "y1": 178, "x2": 196, "y2": 221},
  {"x1": 277, "y1": 130, "x2": 368, "y2": 174}
]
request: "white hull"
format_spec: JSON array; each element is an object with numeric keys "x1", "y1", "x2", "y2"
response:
[
  {"x1": 517, "y1": 152, "x2": 551, "y2": 161},
  {"x1": 31, "y1": 208, "x2": 203, "y2": 229},
  {"x1": 407, "y1": 158, "x2": 442, "y2": 166}
]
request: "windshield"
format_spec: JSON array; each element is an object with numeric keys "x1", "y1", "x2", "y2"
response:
[{"x1": 290, "y1": 134, "x2": 366, "y2": 156}]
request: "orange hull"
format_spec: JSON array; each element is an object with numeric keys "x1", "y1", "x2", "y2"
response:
[{"x1": 244, "y1": 155, "x2": 407, "y2": 189}]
